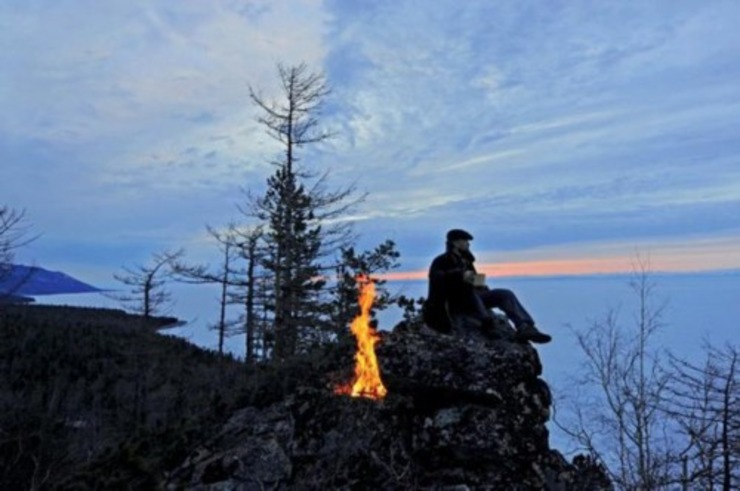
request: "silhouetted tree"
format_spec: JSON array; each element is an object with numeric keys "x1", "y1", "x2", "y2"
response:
[
  {"x1": 113, "y1": 249, "x2": 184, "y2": 319},
  {"x1": 247, "y1": 63, "x2": 361, "y2": 360},
  {"x1": 229, "y1": 225, "x2": 266, "y2": 364},
  {"x1": 555, "y1": 257, "x2": 677, "y2": 489},
  {"x1": 173, "y1": 224, "x2": 273, "y2": 362},
  {"x1": 0, "y1": 206, "x2": 37, "y2": 302},
  {"x1": 328, "y1": 240, "x2": 401, "y2": 339},
  {"x1": 395, "y1": 294, "x2": 426, "y2": 326},
  {"x1": 173, "y1": 227, "x2": 244, "y2": 355},
  {"x1": 0, "y1": 206, "x2": 33, "y2": 266},
  {"x1": 663, "y1": 343, "x2": 739, "y2": 490}
]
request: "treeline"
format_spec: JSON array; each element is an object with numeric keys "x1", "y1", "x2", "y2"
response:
[
  {"x1": 1, "y1": 304, "x2": 179, "y2": 331},
  {"x1": 0, "y1": 305, "x2": 351, "y2": 489},
  {"x1": 0, "y1": 307, "x2": 248, "y2": 488}
]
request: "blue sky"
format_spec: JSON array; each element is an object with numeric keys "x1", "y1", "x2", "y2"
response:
[{"x1": 3, "y1": 0, "x2": 740, "y2": 285}]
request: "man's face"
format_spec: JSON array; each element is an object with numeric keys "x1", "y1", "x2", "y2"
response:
[{"x1": 452, "y1": 239, "x2": 470, "y2": 252}]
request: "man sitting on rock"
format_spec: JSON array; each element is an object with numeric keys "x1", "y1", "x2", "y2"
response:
[{"x1": 423, "y1": 228, "x2": 551, "y2": 344}]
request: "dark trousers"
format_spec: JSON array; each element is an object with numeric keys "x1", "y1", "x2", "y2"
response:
[{"x1": 473, "y1": 288, "x2": 534, "y2": 328}]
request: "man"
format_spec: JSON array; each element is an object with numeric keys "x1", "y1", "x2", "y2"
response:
[{"x1": 423, "y1": 229, "x2": 551, "y2": 343}]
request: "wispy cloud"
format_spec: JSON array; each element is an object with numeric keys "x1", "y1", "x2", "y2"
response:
[
  {"x1": 3, "y1": 0, "x2": 740, "y2": 280},
  {"x1": 321, "y1": 0, "x2": 740, "y2": 266},
  {"x1": 1, "y1": 0, "x2": 328, "y2": 182},
  {"x1": 1, "y1": 0, "x2": 333, "y2": 264}
]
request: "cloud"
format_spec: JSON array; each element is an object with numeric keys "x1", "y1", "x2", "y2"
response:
[
  {"x1": 1, "y1": 0, "x2": 329, "y2": 182},
  {"x1": 319, "y1": 0, "x2": 740, "y2": 257},
  {"x1": 425, "y1": 149, "x2": 527, "y2": 174},
  {"x1": 4, "y1": 0, "x2": 740, "y2": 283},
  {"x1": 1, "y1": 0, "x2": 334, "y2": 264},
  {"x1": 380, "y1": 231, "x2": 740, "y2": 280}
]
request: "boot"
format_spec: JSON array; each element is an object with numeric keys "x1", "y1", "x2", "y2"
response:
[{"x1": 516, "y1": 323, "x2": 552, "y2": 344}]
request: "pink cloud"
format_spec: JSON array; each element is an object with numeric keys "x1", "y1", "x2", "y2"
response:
[{"x1": 379, "y1": 235, "x2": 740, "y2": 281}]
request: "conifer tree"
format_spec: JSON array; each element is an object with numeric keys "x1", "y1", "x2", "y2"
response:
[
  {"x1": 248, "y1": 63, "x2": 359, "y2": 360},
  {"x1": 329, "y1": 240, "x2": 401, "y2": 339}
]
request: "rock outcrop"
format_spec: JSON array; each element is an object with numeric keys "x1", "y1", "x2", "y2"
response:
[{"x1": 166, "y1": 317, "x2": 611, "y2": 490}]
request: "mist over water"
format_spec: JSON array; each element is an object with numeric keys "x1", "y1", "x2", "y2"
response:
[{"x1": 42, "y1": 271, "x2": 739, "y2": 369}]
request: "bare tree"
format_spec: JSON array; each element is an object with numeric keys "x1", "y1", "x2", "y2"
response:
[
  {"x1": 663, "y1": 343, "x2": 739, "y2": 490},
  {"x1": 173, "y1": 225, "x2": 269, "y2": 362},
  {"x1": 230, "y1": 225, "x2": 265, "y2": 365},
  {"x1": 112, "y1": 249, "x2": 184, "y2": 319},
  {"x1": 173, "y1": 227, "x2": 244, "y2": 355},
  {"x1": 211, "y1": 239, "x2": 240, "y2": 355},
  {"x1": 0, "y1": 206, "x2": 37, "y2": 302},
  {"x1": 0, "y1": 206, "x2": 34, "y2": 265},
  {"x1": 555, "y1": 256, "x2": 677, "y2": 489}
]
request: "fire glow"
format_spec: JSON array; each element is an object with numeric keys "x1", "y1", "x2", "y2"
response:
[{"x1": 335, "y1": 275, "x2": 388, "y2": 400}]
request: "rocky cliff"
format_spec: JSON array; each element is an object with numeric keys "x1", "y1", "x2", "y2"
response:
[{"x1": 165, "y1": 318, "x2": 611, "y2": 490}]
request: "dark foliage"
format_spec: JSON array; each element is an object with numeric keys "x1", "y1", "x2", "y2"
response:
[{"x1": 0, "y1": 305, "x2": 252, "y2": 489}]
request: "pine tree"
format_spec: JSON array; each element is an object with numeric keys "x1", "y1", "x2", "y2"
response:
[
  {"x1": 329, "y1": 240, "x2": 401, "y2": 339},
  {"x1": 248, "y1": 63, "x2": 360, "y2": 360}
]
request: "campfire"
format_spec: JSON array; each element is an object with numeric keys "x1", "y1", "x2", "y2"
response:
[{"x1": 335, "y1": 275, "x2": 388, "y2": 400}]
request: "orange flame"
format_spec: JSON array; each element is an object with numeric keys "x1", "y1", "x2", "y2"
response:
[{"x1": 335, "y1": 275, "x2": 388, "y2": 399}]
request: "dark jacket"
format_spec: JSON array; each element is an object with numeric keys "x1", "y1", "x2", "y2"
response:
[{"x1": 423, "y1": 244, "x2": 479, "y2": 332}]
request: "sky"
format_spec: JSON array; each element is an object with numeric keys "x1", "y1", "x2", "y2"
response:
[{"x1": 3, "y1": 0, "x2": 740, "y2": 288}]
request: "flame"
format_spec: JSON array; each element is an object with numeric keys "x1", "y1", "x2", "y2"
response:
[{"x1": 335, "y1": 275, "x2": 388, "y2": 399}]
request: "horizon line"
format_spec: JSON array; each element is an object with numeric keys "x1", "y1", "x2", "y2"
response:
[{"x1": 377, "y1": 264, "x2": 740, "y2": 283}]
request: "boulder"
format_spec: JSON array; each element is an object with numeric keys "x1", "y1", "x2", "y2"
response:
[{"x1": 166, "y1": 320, "x2": 612, "y2": 490}]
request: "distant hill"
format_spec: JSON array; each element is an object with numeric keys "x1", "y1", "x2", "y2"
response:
[{"x1": 0, "y1": 264, "x2": 102, "y2": 297}]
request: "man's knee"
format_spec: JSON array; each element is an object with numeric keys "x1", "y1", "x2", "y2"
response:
[{"x1": 490, "y1": 288, "x2": 515, "y2": 301}]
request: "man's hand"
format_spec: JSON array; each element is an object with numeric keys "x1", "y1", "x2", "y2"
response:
[{"x1": 463, "y1": 270, "x2": 476, "y2": 284}]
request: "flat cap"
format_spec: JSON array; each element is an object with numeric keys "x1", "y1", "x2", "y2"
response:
[{"x1": 446, "y1": 229, "x2": 473, "y2": 241}]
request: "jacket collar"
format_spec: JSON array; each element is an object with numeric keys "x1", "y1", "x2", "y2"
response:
[{"x1": 447, "y1": 245, "x2": 475, "y2": 264}]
